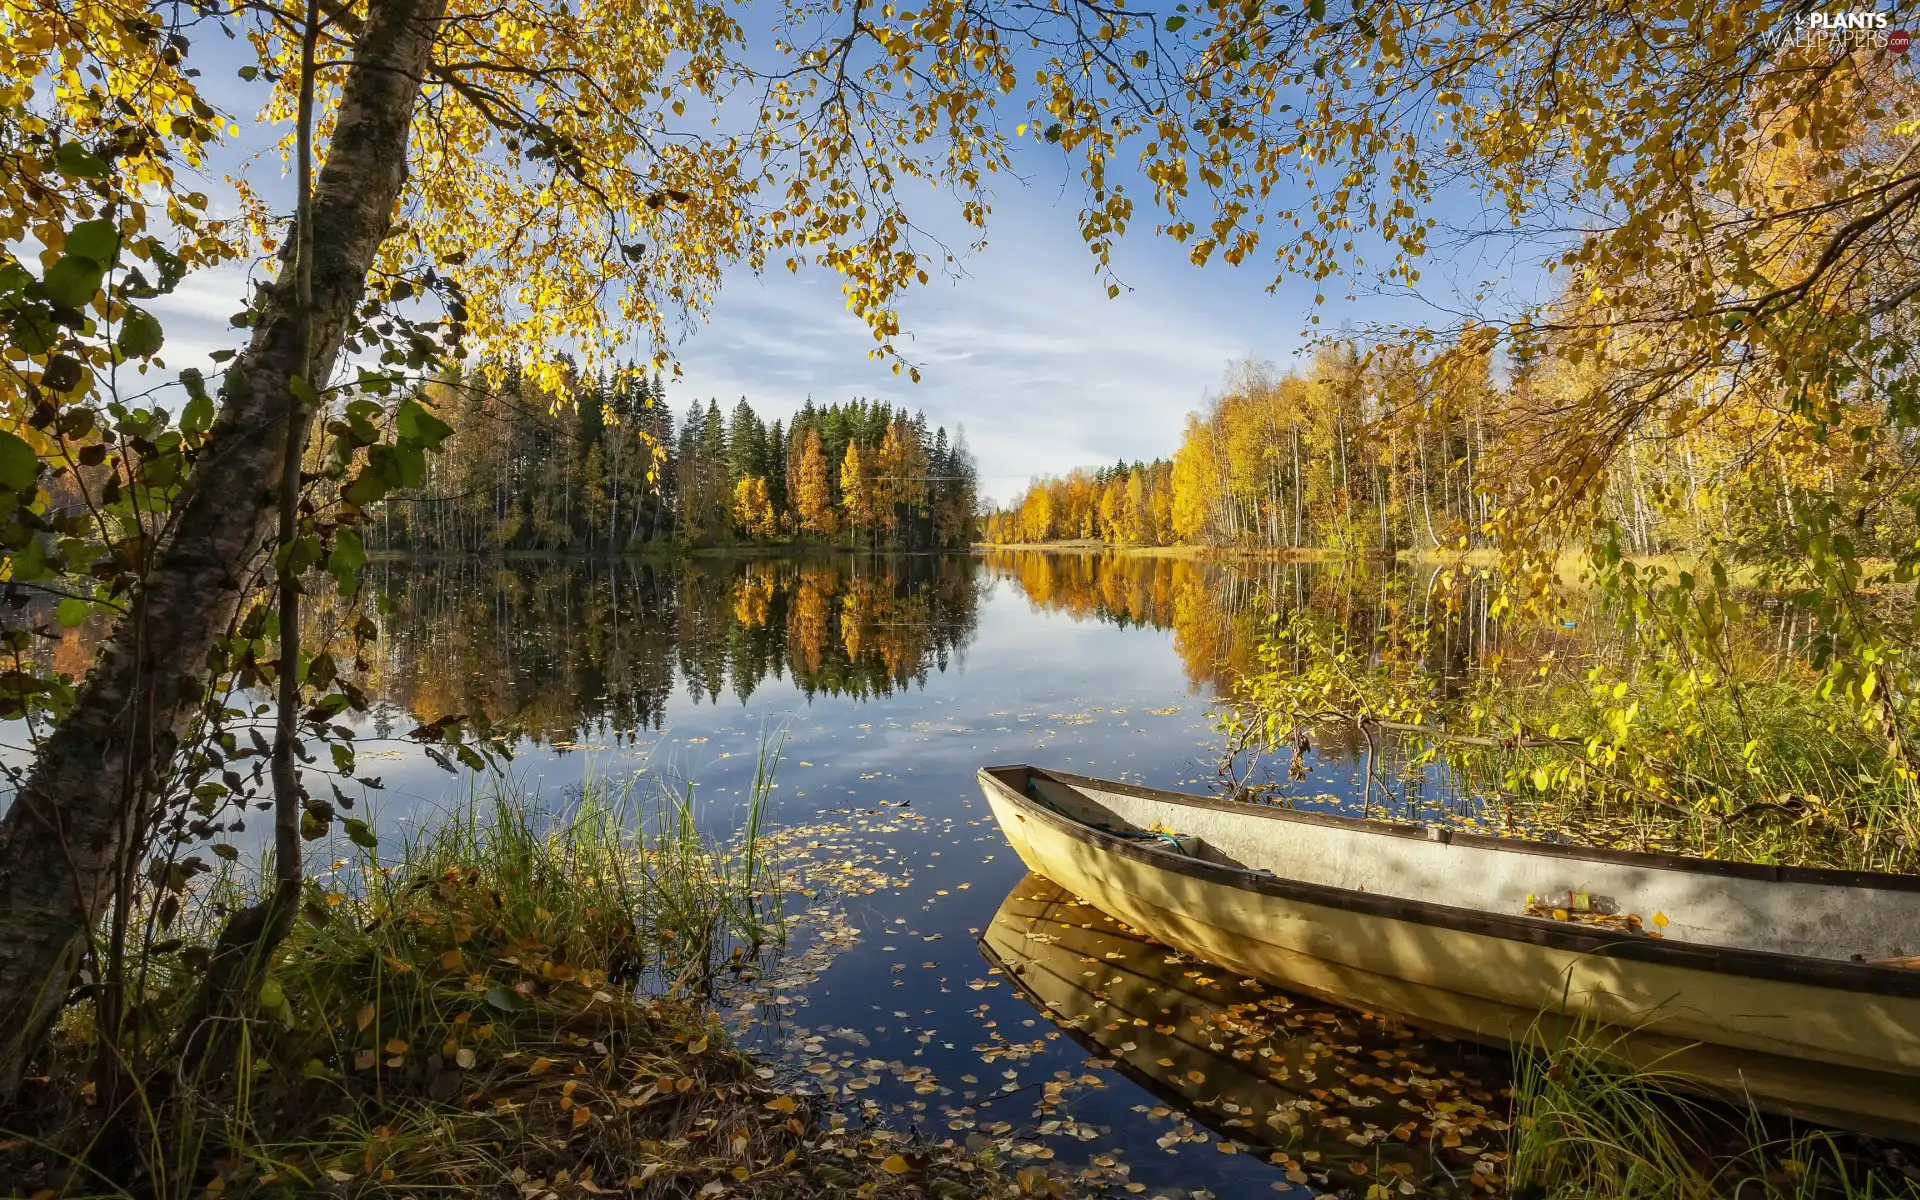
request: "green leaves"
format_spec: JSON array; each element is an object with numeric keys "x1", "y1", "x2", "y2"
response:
[
  {"x1": 342, "y1": 817, "x2": 379, "y2": 849},
  {"x1": 396, "y1": 398, "x2": 453, "y2": 450},
  {"x1": 41, "y1": 256, "x2": 105, "y2": 309},
  {"x1": 64, "y1": 219, "x2": 121, "y2": 264},
  {"x1": 117, "y1": 307, "x2": 164, "y2": 358},
  {"x1": 328, "y1": 528, "x2": 368, "y2": 593},
  {"x1": 279, "y1": 533, "x2": 324, "y2": 576},
  {"x1": 34, "y1": 218, "x2": 122, "y2": 315},
  {"x1": 55, "y1": 597, "x2": 87, "y2": 628},
  {"x1": 9, "y1": 306, "x2": 58, "y2": 354},
  {"x1": 180, "y1": 369, "x2": 215, "y2": 435},
  {"x1": 53, "y1": 142, "x2": 110, "y2": 180},
  {"x1": 341, "y1": 398, "x2": 451, "y2": 507},
  {"x1": 0, "y1": 432, "x2": 38, "y2": 493},
  {"x1": 342, "y1": 469, "x2": 389, "y2": 509},
  {"x1": 486, "y1": 985, "x2": 528, "y2": 1013}
]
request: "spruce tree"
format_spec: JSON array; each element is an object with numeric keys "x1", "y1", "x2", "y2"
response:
[
  {"x1": 766, "y1": 418, "x2": 787, "y2": 516},
  {"x1": 727, "y1": 397, "x2": 765, "y2": 488}
]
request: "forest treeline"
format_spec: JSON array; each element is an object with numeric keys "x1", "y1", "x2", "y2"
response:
[
  {"x1": 981, "y1": 347, "x2": 1483, "y2": 551},
  {"x1": 983, "y1": 339, "x2": 1813, "y2": 559},
  {"x1": 366, "y1": 365, "x2": 980, "y2": 554}
]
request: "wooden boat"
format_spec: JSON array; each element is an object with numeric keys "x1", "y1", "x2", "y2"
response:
[
  {"x1": 979, "y1": 873, "x2": 1509, "y2": 1192},
  {"x1": 977, "y1": 764, "x2": 1920, "y2": 1140}
]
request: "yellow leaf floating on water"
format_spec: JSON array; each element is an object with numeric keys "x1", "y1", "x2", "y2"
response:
[
  {"x1": 881, "y1": 1154, "x2": 912, "y2": 1175},
  {"x1": 1652, "y1": 911, "x2": 1670, "y2": 927},
  {"x1": 765, "y1": 1094, "x2": 797, "y2": 1113}
]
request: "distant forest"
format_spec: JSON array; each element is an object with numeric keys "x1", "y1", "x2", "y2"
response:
[
  {"x1": 366, "y1": 365, "x2": 980, "y2": 553},
  {"x1": 985, "y1": 339, "x2": 1813, "y2": 559},
  {"x1": 982, "y1": 347, "x2": 1486, "y2": 552}
]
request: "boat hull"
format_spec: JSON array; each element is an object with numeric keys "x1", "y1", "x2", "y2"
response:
[{"x1": 980, "y1": 767, "x2": 1920, "y2": 1140}]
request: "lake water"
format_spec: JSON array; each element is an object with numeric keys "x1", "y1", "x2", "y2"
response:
[
  {"x1": 7, "y1": 550, "x2": 1513, "y2": 1198},
  {"x1": 340, "y1": 551, "x2": 1512, "y2": 1199}
]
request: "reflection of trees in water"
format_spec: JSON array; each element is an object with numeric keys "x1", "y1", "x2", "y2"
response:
[
  {"x1": 981, "y1": 551, "x2": 1501, "y2": 705},
  {"x1": 364, "y1": 555, "x2": 981, "y2": 742}
]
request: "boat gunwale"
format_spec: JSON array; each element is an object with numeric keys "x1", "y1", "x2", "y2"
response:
[{"x1": 979, "y1": 764, "x2": 1920, "y2": 1000}]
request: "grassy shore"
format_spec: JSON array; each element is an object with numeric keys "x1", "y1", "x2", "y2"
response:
[
  {"x1": 974, "y1": 539, "x2": 1366, "y2": 562},
  {"x1": 971, "y1": 541, "x2": 1804, "y2": 591},
  {"x1": 1507, "y1": 1019, "x2": 1920, "y2": 1200},
  {"x1": 0, "y1": 768, "x2": 1048, "y2": 1199},
  {"x1": 976, "y1": 539, "x2": 1510, "y2": 565}
]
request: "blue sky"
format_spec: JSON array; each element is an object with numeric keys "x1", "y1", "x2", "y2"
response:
[
  {"x1": 661, "y1": 168, "x2": 1337, "y2": 504},
  {"x1": 146, "y1": 16, "x2": 1537, "y2": 507},
  {"x1": 154, "y1": 142, "x2": 1344, "y2": 504}
]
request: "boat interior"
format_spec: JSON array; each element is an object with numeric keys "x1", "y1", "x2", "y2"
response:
[{"x1": 985, "y1": 765, "x2": 1920, "y2": 966}]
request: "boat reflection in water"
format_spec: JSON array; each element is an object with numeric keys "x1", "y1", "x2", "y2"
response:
[{"x1": 980, "y1": 874, "x2": 1512, "y2": 1197}]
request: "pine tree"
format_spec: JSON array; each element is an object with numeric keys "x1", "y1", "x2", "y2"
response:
[
  {"x1": 766, "y1": 418, "x2": 787, "y2": 516},
  {"x1": 727, "y1": 397, "x2": 765, "y2": 488}
]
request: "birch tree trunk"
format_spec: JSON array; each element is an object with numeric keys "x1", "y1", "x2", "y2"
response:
[{"x1": 0, "y1": 0, "x2": 446, "y2": 1098}]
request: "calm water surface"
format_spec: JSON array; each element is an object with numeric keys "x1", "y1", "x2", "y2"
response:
[
  {"x1": 339, "y1": 552, "x2": 1513, "y2": 1199},
  {"x1": 11, "y1": 551, "x2": 1514, "y2": 1198}
]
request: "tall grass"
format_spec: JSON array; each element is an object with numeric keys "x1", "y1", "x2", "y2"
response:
[
  {"x1": 1509, "y1": 1019, "x2": 1920, "y2": 1200},
  {"x1": 613, "y1": 735, "x2": 788, "y2": 987},
  {"x1": 8, "y1": 757, "x2": 812, "y2": 1197}
]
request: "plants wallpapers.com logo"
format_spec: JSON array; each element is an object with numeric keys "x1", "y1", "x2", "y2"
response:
[{"x1": 1768, "y1": 8, "x2": 1911, "y2": 52}]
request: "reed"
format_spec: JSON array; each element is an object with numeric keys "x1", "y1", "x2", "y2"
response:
[
  {"x1": 1508, "y1": 1018, "x2": 1920, "y2": 1200},
  {"x1": 4, "y1": 752, "x2": 1022, "y2": 1199}
]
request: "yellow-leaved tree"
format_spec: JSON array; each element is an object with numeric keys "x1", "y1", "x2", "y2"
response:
[
  {"x1": 2, "y1": 0, "x2": 1308, "y2": 1090},
  {"x1": 840, "y1": 441, "x2": 876, "y2": 542},
  {"x1": 794, "y1": 429, "x2": 835, "y2": 535},
  {"x1": 733, "y1": 474, "x2": 775, "y2": 537}
]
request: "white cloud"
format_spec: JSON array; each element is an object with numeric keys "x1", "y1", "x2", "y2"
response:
[{"x1": 667, "y1": 186, "x2": 1325, "y2": 504}]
